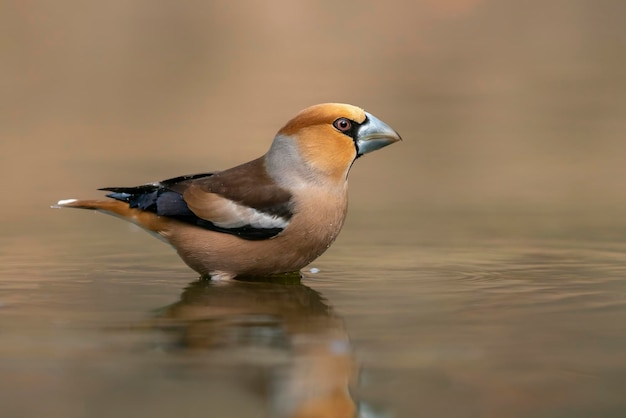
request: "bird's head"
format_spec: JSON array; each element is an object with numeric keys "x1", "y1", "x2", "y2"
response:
[{"x1": 269, "y1": 103, "x2": 401, "y2": 184}]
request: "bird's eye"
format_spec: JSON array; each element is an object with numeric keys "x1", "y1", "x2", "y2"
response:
[{"x1": 333, "y1": 118, "x2": 352, "y2": 133}]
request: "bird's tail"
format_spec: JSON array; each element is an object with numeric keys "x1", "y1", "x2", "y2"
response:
[
  {"x1": 54, "y1": 198, "x2": 124, "y2": 212},
  {"x1": 53, "y1": 198, "x2": 170, "y2": 236}
]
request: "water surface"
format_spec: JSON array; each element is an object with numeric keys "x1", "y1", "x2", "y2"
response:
[{"x1": 2, "y1": 209, "x2": 625, "y2": 418}]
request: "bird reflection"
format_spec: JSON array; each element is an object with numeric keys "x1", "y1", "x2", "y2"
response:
[{"x1": 153, "y1": 278, "x2": 358, "y2": 418}]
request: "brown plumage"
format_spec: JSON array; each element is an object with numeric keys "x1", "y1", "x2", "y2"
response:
[{"x1": 55, "y1": 103, "x2": 401, "y2": 279}]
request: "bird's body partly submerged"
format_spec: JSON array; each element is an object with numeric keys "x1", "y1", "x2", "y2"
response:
[{"x1": 56, "y1": 103, "x2": 401, "y2": 279}]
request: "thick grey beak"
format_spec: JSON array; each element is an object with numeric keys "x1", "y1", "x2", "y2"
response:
[{"x1": 355, "y1": 112, "x2": 402, "y2": 156}]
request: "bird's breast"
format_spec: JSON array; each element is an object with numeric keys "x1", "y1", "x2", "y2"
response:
[{"x1": 282, "y1": 186, "x2": 349, "y2": 251}]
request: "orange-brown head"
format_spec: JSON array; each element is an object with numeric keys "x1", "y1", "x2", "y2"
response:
[{"x1": 268, "y1": 103, "x2": 401, "y2": 185}]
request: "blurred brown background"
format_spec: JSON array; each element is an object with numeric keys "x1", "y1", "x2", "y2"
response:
[
  {"x1": 2, "y1": 0, "x2": 626, "y2": 224},
  {"x1": 2, "y1": 4, "x2": 626, "y2": 417}
]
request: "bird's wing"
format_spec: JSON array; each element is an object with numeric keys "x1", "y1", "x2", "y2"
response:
[{"x1": 101, "y1": 159, "x2": 293, "y2": 240}]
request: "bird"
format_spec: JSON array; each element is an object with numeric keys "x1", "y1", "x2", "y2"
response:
[{"x1": 55, "y1": 103, "x2": 401, "y2": 279}]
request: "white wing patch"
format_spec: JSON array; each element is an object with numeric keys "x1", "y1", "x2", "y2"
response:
[
  {"x1": 212, "y1": 199, "x2": 289, "y2": 230},
  {"x1": 183, "y1": 188, "x2": 290, "y2": 232}
]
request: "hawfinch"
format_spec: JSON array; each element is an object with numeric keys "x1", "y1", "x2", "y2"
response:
[{"x1": 56, "y1": 103, "x2": 401, "y2": 279}]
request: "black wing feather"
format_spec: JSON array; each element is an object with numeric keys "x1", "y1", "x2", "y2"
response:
[{"x1": 99, "y1": 173, "x2": 284, "y2": 240}]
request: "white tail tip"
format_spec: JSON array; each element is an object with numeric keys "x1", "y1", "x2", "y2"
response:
[{"x1": 52, "y1": 198, "x2": 78, "y2": 208}]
